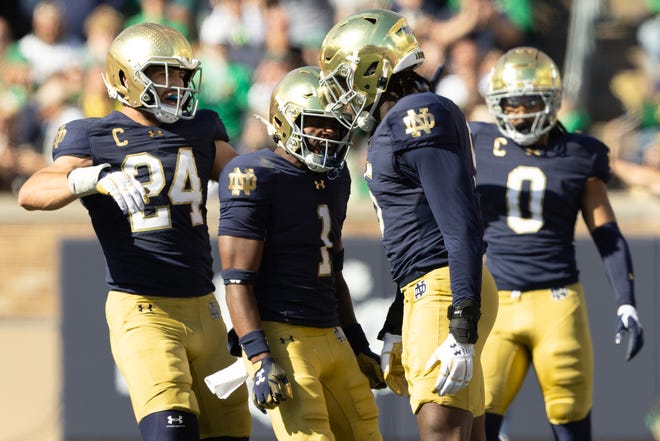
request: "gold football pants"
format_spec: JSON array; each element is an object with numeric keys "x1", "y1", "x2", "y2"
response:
[
  {"x1": 106, "y1": 291, "x2": 251, "y2": 439},
  {"x1": 401, "y1": 265, "x2": 498, "y2": 416},
  {"x1": 481, "y1": 283, "x2": 593, "y2": 424},
  {"x1": 251, "y1": 321, "x2": 382, "y2": 441}
]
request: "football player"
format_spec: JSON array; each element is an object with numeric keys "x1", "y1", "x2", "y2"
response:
[
  {"x1": 217, "y1": 66, "x2": 385, "y2": 441},
  {"x1": 471, "y1": 46, "x2": 645, "y2": 441},
  {"x1": 319, "y1": 9, "x2": 498, "y2": 441},
  {"x1": 17, "y1": 23, "x2": 251, "y2": 441}
]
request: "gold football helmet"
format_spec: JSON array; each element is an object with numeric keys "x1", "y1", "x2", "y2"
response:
[
  {"x1": 319, "y1": 8, "x2": 424, "y2": 131},
  {"x1": 103, "y1": 22, "x2": 201, "y2": 123},
  {"x1": 269, "y1": 66, "x2": 351, "y2": 173},
  {"x1": 486, "y1": 46, "x2": 563, "y2": 146}
]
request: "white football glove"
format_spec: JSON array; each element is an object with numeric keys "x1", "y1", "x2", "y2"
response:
[
  {"x1": 615, "y1": 304, "x2": 644, "y2": 361},
  {"x1": 424, "y1": 333, "x2": 474, "y2": 396},
  {"x1": 96, "y1": 171, "x2": 147, "y2": 214},
  {"x1": 380, "y1": 332, "x2": 409, "y2": 396}
]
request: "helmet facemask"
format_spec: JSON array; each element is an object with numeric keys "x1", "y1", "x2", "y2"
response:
[
  {"x1": 486, "y1": 91, "x2": 560, "y2": 146},
  {"x1": 268, "y1": 66, "x2": 352, "y2": 173},
  {"x1": 275, "y1": 100, "x2": 351, "y2": 173},
  {"x1": 137, "y1": 59, "x2": 201, "y2": 123}
]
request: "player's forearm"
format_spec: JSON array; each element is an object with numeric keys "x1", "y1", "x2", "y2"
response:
[{"x1": 17, "y1": 168, "x2": 77, "y2": 210}]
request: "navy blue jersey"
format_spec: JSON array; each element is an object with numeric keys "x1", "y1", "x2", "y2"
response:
[
  {"x1": 471, "y1": 121, "x2": 610, "y2": 291},
  {"x1": 53, "y1": 109, "x2": 228, "y2": 297},
  {"x1": 365, "y1": 92, "x2": 484, "y2": 305},
  {"x1": 218, "y1": 148, "x2": 351, "y2": 327}
]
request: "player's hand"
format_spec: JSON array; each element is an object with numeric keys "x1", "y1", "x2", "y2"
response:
[
  {"x1": 380, "y1": 332, "x2": 408, "y2": 396},
  {"x1": 356, "y1": 349, "x2": 387, "y2": 390},
  {"x1": 251, "y1": 356, "x2": 293, "y2": 413},
  {"x1": 424, "y1": 333, "x2": 474, "y2": 396},
  {"x1": 615, "y1": 304, "x2": 644, "y2": 361},
  {"x1": 342, "y1": 323, "x2": 386, "y2": 389},
  {"x1": 96, "y1": 171, "x2": 147, "y2": 214}
]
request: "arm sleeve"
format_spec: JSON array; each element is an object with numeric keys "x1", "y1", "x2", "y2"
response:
[
  {"x1": 377, "y1": 287, "x2": 404, "y2": 339},
  {"x1": 591, "y1": 221, "x2": 636, "y2": 306}
]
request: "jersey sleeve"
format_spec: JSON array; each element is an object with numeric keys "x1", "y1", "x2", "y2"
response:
[
  {"x1": 217, "y1": 154, "x2": 272, "y2": 240},
  {"x1": 588, "y1": 137, "x2": 611, "y2": 183},
  {"x1": 384, "y1": 93, "x2": 461, "y2": 153},
  {"x1": 398, "y1": 142, "x2": 484, "y2": 306},
  {"x1": 51, "y1": 118, "x2": 94, "y2": 161},
  {"x1": 194, "y1": 109, "x2": 230, "y2": 143}
]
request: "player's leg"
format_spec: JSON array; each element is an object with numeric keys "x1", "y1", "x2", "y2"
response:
[
  {"x1": 550, "y1": 412, "x2": 592, "y2": 441},
  {"x1": 139, "y1": 410, "x2": 199, "y2": 440},
  {"x1": 470, "y1": 268, "x2": 499, "y2": 441},
  {"x1": 105, "y1": 291, "x2": 201, "y2": 441},
  {"x1": 322, "y1": 326, "x2": 381, "y2": 441},
  {"x1": 260, "y1": 321, "x2": 335, "y2": 440},
  {"x1": 190, "y1": 294, "x2": 250, "y2": 440},
  {"x1": 401, "y1": 267, "x2": 490, "y2": 440},
  {"x1": 481, "y1": 287, "x2": 534, "y2": 441},
  {"x1": 532, "y1": 283, "x2": 594, "y2": 441}
]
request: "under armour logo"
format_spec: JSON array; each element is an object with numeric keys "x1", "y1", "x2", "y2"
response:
[
  {"x1": 550, "y1": 287, "x2": 568, "y2": 301},
  {"x1": 279, "y1": 336, "x2": 295, "y2": 344},
  {"x1": 403, "y1": 107, "x2": 435, "y2": 138},
  {"x1": 414, "y1": 281, "x2": 427, "y2": 300},
  {"x1": 138, "y1": 304, "x2": 154, "y2": 312},
  {"x1": 167, "y1": 414, "x2": 184, "y2": 425},
  {"x1": 255, "y1": 368, "x2": 266, "y2": 385},
  {"x1": 333, "y1": 327, "x2": 346, "y2": 342},
  {"x1": 148, "y1": 129, "x2": 164, "y2": 138},
  {"x1": 314, "y1": 180, "x2": 325, "y2": 190}
]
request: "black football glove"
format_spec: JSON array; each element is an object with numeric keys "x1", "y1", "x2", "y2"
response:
[
  {"x1": 615, "y1": 305, "x2": 644, "y2": 361},
  {"x1": 251, "y1": 356, "x2": 293, "y2": 413}
]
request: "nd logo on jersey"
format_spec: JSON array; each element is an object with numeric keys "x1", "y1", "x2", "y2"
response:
[
  {"x1": 403, "y1": 107, "x2": 435, "y2": 138},
  {"x1": 227, "y1": 167, "x2": 257, "y2": 196}
]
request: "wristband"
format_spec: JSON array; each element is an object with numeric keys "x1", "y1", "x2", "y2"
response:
[
  {"x1": 343, "y1": 323, "x2": 369, "y2": 355},
  {"x1": 67, "y1": 163, "x2": 110, "y2": 197},
  {"x1": 448, "y1": 299, "x2": 480, "y2": 344},
  {"x1": 238, "y1": 329, "x2": 270, "y2": 359},
  {"x1": 221, "y1": 268, "x2": 258, "y2": 285}
]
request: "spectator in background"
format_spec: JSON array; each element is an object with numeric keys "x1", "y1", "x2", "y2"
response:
[
  {"x1": 278, "y1": 0, "x2": 335, "y2": 51},
  {"x1": 0, "y1": 17, "x2": 30, "y2": 121},
  {"x1": 198, "y1": 0, "x2": 265, "y2": 69},
  {"x1": 79, "y1": 4, "x2": 124, "y2": 118},
  {"x1": 124, "y1": 0, "x2": 190, "y2": 38},
  {"x1": 82, "y1": 4, "x2": 125, "y2": 67},
  {"x1": 435, "y1": 37, "x2": 482, "y2": 116},
  {"x1": 12, "y1": 73, "x2": 85, "y2": 192},
  {"x1": 237, "y1": 1, "x2": 303, "y2": 153},
  {"x1": 17, "y1": 0, "x2": 84, "y2": 86},
  {"x1": 196, "y1": 40, "x2": 252, "y2": 144}
]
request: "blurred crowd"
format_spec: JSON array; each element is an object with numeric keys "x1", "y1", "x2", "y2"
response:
[{"x1": 0, "y1": 0, "x2": 658, "y2": 198}]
